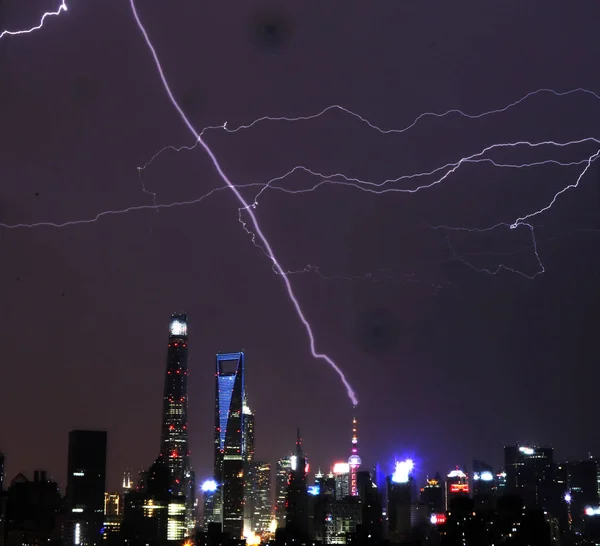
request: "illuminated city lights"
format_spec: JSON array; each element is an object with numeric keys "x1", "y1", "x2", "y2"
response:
[
  {"x1": 391, "y1": 459, "x2": 414, "y2": 484},
  {"x1": 430, "y1": 514, "x2": 447, "y2": 525},
  {"x1": 473, "y1": 471, "x2": 494, "y2": 481},
  {"x1": 332, "y1": 462, "x2": 350, "y2": 474},
  {"x1": 201, "y1": 480, "x2": 218, "y2": 492},
  {"x1": 447, "y1": 469, "x2": 467, "y2": 479},
  {"x1": 169, "y1": 319, "x2": 187, "y2": 337}
]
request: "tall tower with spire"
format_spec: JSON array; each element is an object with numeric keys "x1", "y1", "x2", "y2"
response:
[
  {"x1": 159, "y1": 313, "x2": 195, "y2": 538},
  {"x1": 286, "y1": 430, "x2": 309, "y2": 538},
  {"x1": 348, "y1": 407, "x2": 362, "y2": 497}
]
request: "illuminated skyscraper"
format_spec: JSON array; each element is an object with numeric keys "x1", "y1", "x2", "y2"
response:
[
  {"x1": 121, "y1": 470, "x2": 134, "y2": 493},
  {"x1": 159, "y1": 313, "x2": 195, "y2": 539},
  {"x1": 275, "y1": 457, "x2": 292, "y2": 529},
  {"x1": 242, "y1": 397, "x2": 255, "y2": 535},
  {"x1": 445, "y1": 468, "x2": 469, "y2": 510},
  {"x1": 332, "y1": 462, "x2": 351, "y2": 500},
  {"x1": 200, "y1": 480, "x2": 221, "y2": 527},
  {"x1": 387, "y1": 460, "x2": 416, "y2": 543},
  {"x1": 243, "y1": 398, "x2": 255, "y2": 465},
  {"x1": 249, "y1": 462, "x2": 272, "y2": 535},
  {"x1": 347, "y1": 411, "x2": 361, "y2": 497},
  {"x1": 420, "y1": 474, "x2": 444, "y2": 515},
  {"x1": 214, "y1": 352, "x2": 245, "y2": 539}
]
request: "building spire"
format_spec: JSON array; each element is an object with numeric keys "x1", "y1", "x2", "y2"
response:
[
  {"x1": 296, "y1": 428, "x2": 304, "y2": 458},
  {"x1": 348, "y1": 406, "x2": 362, "y2": 496},
  {"x1": 351, "y1": 408, "x2": 358, "y2": 454}
]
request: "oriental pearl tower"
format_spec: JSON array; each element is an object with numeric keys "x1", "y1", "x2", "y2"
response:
[{"x1": 348, "y1": 407, "x2": 362, "y2": 496}]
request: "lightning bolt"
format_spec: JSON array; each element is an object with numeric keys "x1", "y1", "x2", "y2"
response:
[
  {"x1": 431, "y1": 223, "x2": 545, "y2": 280},
  {"x1": 2, "y1": 141, "x2": 597, "y2": 278},
  {"x1": 128, "y1": 0, "x2": 359, "y2": 406},
  {"x1": 3, "y1": 0, "x2": 598, "y2": 404},
  {"x1": 0, "y1": 1, "x2": 67, "y2": 40}
]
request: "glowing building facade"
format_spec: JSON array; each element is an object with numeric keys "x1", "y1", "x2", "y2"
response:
[
  {"x1": 214, "y1": 352, "x2": 245, "y2": 539},
  {"x1": 249, "y1": 462, "x2": 272, "y2": 535},
  {"x1": 333, "y1": 462, "x2": 351, "y2": 500},
  {"x1": 201, "y1": 480, "x2": 221, "y2": 527},
  {"x1": 242, "y1": 399, "x2": 255, "y2": 534},
  {"x1": 387, "y1": 460, "x2": 416, "y2": 544},
  {"x1": 444, "y1": 468, "x2": 469, "y2": 510},
  {"x1": 275, "y1": 457, "x2": 292, "y2": 529},
  {"x1": 159, "y1": 313, "x2": 195, "y2": 539},
  {"x1": 102, "y1": 493, "x2": 122, "y2": 541}
]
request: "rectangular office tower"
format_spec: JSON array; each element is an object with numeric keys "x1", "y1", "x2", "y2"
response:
[
  {"x1": 65, "y1": 430, "x2": 107, "y2": 546},
  {"x1": 214, "y1": 352, "x2": 245, "y2": 539},
  {"x1": 504, "y1": 445, "x2": 554, "y2": 509}
]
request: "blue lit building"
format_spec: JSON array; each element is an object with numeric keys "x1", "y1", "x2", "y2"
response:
[{"x1": 214, "y1": 352, "x2": 245, "y2": 539}]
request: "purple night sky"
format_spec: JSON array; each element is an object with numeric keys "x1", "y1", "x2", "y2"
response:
[{"x1": 1, "y1": 0, "x2": 600, "y2": 492}]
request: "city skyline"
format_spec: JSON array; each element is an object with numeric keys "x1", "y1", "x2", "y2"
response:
[
  {"x1": 0, "y1": 310, "x2": 598, "y2": 495},
  {"x1": 2, "y1": 0, "x2": 600, "y2": 504}
]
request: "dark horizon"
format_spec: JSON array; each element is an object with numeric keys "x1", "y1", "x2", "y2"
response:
[{"x1": 1, "y1": 0, "x2": 600, "y2": 494}]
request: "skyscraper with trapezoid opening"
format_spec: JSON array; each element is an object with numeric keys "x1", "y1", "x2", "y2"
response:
[{"x1": 214, "y1": 351, "x2": 245, "y2": 539}]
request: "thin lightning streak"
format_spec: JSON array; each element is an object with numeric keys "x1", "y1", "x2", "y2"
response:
[
  {"x1": 128, "y1": 0, "x2": 359, "y2": 406},
  {"x1": 1, "y1": 11, "x2": 595, "y2": 286},
  {"x1": 215, "y1": 88, "x2": 600, "y2": 136},
  {"x1": 0, "y1": 185, "x2": 274, "y2": 229},
  {"x1": 511, "y1": 149, "x2": 600, "y2": 228},
  {"x1": 245, "y1": 140, "x2": 598, "y2": 209},
  {"x1": 137, "y1": 168, "x2": 158, "y2": 208},
  {"x1": 0, "y1": 1, "x2": 68, "y2": 39},
  {"x1": 431, "y1": 223, "x2": 545, "y2": 279},
  {"x1": 141, "y1": 86, "x2": 600, "y2": 170},
  {"x1": 2, "y1": 144, "x2": 593, "y2": 231}
]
